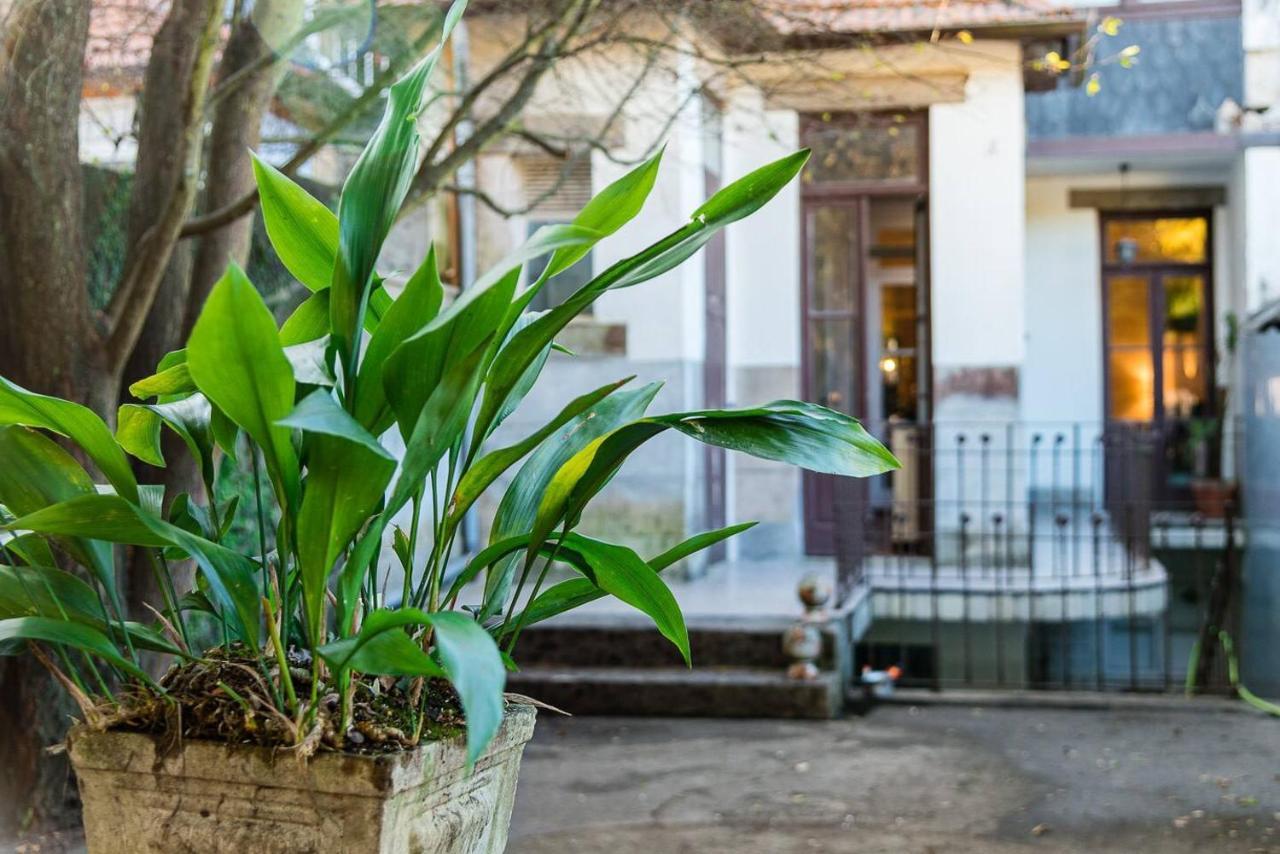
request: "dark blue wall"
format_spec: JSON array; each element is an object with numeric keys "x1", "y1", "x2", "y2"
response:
[{"x1": 1025, "y1": 16, "x2": 1243, "y2": 139}]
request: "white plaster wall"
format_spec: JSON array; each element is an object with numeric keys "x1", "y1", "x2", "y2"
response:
[
  {"x1": 1241, "y1": 147, "x2": 1280, "y2": 312},
  {"x1": 1022, "y1": 169, "x2": 1239, "y2": 430},
  {"x1": 79, "y1": 96, "x2": 136, "y2": 167},
  {"x1": 722, "y1": 91, "x2": 802, "y2": 379},
  {"x1": 929, "y1": 44, "x2": 1027, "y2": 372}
]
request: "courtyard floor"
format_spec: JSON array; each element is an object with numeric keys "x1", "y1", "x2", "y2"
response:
[{"x1": 509, "y1": 701, "x2": 1280, "y2": 853}]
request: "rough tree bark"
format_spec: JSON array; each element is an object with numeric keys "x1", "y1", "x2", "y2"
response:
[
  {"x1": 0, "y1": 0, "x2": 221, "y2": 832},
  {"x1": 0, "y1": 0, "x2": 98, "y2": 835}
]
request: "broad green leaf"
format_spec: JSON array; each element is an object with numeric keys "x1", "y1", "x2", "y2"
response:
[
  {"x1": 329, "y1": 2, "x2": 467, "y2": 382},
  {"x1": 533, "y1": 401, "x2": 898, "y2": 556},
  {"x1": 0, "y1": 377, "x2": 138, "y2": 502},
  {"x1": 556, "y1": 534, "x2": 689, "y2": 664},
  {"x1": 0, "y1": 564, "x2": 182, "y2": 656},
  {"x1": 0, "y1": 617, "x2": 151, "y2": 683},
  {"x1": 280, "y1": 289, "x2": 332, "y2": 346},
  {"x1": 476, "y1": 151, "x2": 809, "y2": 445},
  {"x1": 5, "y1": 494, "x2": 172, "y2": 547},
  {"x1": 354, "y1": 247, "x2": 446, "y2": 432},
  {"x1": 0, "y1": 427, "x2": 113, "y2": 587},
  {"x1": 284, "y1": 338, "x2": 335, "y2": 388},
  {"x1": 128, "y1": 363, "x2": 197, "y2": 400},
  {"x1": 481, "y1": 383, "x2": 661, "y2": 618},
  {"x1": 0, "y1": 563, "x2": 105, "y2": 622},
  {"x1": 447, "y1": 377, "x2": 632, "y2": 528},
  {"x1": 252, "y1": 153, "x2": 339, "y2": 293},
  {"x1": 295, "y1": 435, "x2": 395, "y2": 644},
  {"x1": 4, "y1": 494, "x2": 260, "y2": 648},
  {"x1": 0, "y1": 532, "x2": 56, "y2": 568},
  {"x1": 187, "y1": 263, "x2": 300, "y2": 511},
  {"x1": 538, "y1": 149, "x2": 664, "y2": 283},
  {"x1": 386, "y1": 334, "x2": 492, "y2": 516},
  {"x1": 510, "y1": 523, "x2": 756, "y2": 631},
  {"x1": 278, "y1": 390, "x2": 391, "y2": 461},
  {"x1": 691, "y1": 149, "x2": 810, "y2": 228},
  {"x1": 429, "y1": 610, "x2": 506, "y2": 765},
  {"x1": 116, "y1": 395, "x2": 217, "y2": 488},
  {"x1": 319, "y1": 626, "x2": 444, "y2": 679},
  {"x1": 318, "y1": 606, "x2": 504, "y2": 765}
]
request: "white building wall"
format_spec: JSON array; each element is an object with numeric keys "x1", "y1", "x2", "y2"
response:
[{"x1": 929, "y1": 44, "x2": 1026, "y2": 381}]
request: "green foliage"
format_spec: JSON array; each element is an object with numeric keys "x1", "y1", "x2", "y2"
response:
[{"x1": 0, "y1": 0, "x2": 897, "y2": 763}]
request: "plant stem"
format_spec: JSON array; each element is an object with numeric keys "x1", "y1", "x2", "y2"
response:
[
  {"x1": 402, "y1": 488, "x2": 423, "y2": 608},
  {"x1": 262, "y1": 596, "x2": 298, "y2": 712}
]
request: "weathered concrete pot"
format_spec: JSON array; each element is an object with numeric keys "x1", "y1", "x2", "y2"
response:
[{"x1": 67, "y1": 703, "x2": 536, "y2": 854}]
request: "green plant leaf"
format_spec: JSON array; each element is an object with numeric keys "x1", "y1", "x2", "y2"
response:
[
  {"x1": 187, "y1": 263, "x2": 301, "y2": 511},
  {"x1": 0, "y1": 377, "x2": 138, "y2": 503},
  {"x1": 319, "y1": 606, "x2": 504, "y2": 765},
  {"x1": 691, "y1": 149, "x2": 810, "y2": 229},
  {"x1": 533, "y1": 401, "x2": 898, "y2": 555},
  {"x1": 252, "y1": 153, "x2": 339, "y2": 293},
  {"x1": 329, "y1": 2, "x2": 467, "y2": 382},
  {"x1": 0, "y1": 616, "x2": 152, "y2": 683},
  {"x1": 476, "y1": 151, "x2": 809, "y2": 444},
  {"x1": 4, "y1": 494, "x2": 260, "y2": 648},
  {"x1": 509, "y1": 523, "x2": 756, "y2": 630},
  {"x1": 278, "y1": 390, "x2": 391, "y2": 461},
  {"x1": 295, "y1": 435, "x2": 395, "y2": 644},
  {"x1": 429, "y1": 610, "x2": 505, "y2": 765},
  {"x1": 538, "y1": 148, "x2": 664, "y2": 283},
  {"x1": 447, "y1": 377, "x2": 632, "y2": 528},
  {"x1": 128, "y1": 362, "x2": 197, "y2": 400},
  {"x1": 317, "y1": 612, "x2": 504, "y2": 766},
  {"x1": 116, "y1": 395, "x2": 217, "y2": 488},
  {"x1": 481, "y1": 383, "x2": 662, "y2": 618},
  {"x1": 386, "y1": 333, "x2": 492, "y2": 516},
  {"x1": 279, "y1": 289, "x2": 332, "y2": 346},
  {"x1": 558, "y1": 534, "x2": 690, "y2": 664},
  {"x1": 0, "y1": 427, "x2": 113, "y2": 588},
  {"x1": 0, "y1": 562, "x2": 105, "y2": 622},
  {"x1": 0, "y1": 563, "x2": 183, "y2": 656},
  {"x1": 354, "y1": 246, "x2": 446, "y2": 432}
]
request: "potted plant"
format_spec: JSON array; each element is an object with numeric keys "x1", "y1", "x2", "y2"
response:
[
  {"x1": 1188, "y1": 314, "x2": 1239, "y2": 519},
  {"x1": 0, "y1": 4, "x2": 897, "y2": 851}
]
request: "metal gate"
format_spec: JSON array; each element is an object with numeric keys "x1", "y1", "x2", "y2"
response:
[{"x1": 835, "y1": 419, "x2": 1243, "y2": 693}]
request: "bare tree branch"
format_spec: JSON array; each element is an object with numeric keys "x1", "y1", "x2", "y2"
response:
[{"x1": 103, "y1": 0, "x2": 223, "y2": 377}]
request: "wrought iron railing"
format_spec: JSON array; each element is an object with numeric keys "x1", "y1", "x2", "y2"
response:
[{"x1": 835, "y1": 419, "x2": 1244, "y2": 692}]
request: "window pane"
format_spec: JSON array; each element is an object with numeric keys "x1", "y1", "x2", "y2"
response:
[
  {"x1": 803, "y1": 116, "x2": 920, "y2": 185},
  {"x1": 1104, "y1": 217, "x2": 1207, "y2": 265},
  {"x1": 1163, "y1": 346, "x2": 1207, "y2": 419},
  {"x1": 879, "y1": 353, "x2": 917, "y2": 421},
  {"x1": 1109, "y1": 348, "x2": 1154, "y2": 421},
  {"x1": 809, "y1": 206, "x2": 856, "y2": 312},
  {"x1": 881, "y1": 284, "x2": 917, "y2": 350},
  {"x1": 1163, "y1": 274, "x2": 1203, "y2": 346},
  {"x1": 810, "y1": 319, "x2": 855, "y2": 413},
  {"x1": 1107, "y1": 276, "x2": 1149, "y2": 346}
]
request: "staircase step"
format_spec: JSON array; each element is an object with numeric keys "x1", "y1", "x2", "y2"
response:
[
  {"x1": 508, "y1": 666, "x2": 843, "y2": 719},
  {"x1": 511, "y1": 615, "x2": 842, "y2": 670}
]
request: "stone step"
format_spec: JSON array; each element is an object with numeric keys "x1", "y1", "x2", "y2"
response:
[
  {"x1": 507, "y1": 666, "x2": 843, "y2": 719},
  {"x1": 510, "y1": 615, "x2": 842, "y2": 671}
]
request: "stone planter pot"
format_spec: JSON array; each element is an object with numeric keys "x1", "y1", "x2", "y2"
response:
[{"x1": 67, "y1": 703, "x2": 536, "y2": 854}]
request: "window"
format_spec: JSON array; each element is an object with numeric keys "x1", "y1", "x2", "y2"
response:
[
  {"x1": 1102, "y1": 213, "x2": 1212, "y2": 423},
  {"x1": 516, "y1": 154, "x2": 594, "y2": 312},
  {"x1": 800, "y1": 113, "x2": 926, "y2": 190}
]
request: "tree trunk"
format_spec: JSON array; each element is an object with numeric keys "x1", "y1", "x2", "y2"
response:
[
  {"x1": 123, "y1": 1, "x2": 301, "y2": 625},
  {"x1": 0, "y1": 0, "x2": 98, "y2": 836}
]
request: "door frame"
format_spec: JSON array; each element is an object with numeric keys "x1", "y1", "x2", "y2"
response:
[
  {"x1": 799, "y1": 111, "x2": 932, "y2": 555},
  {"x1": 1098, "y1": 208, "x2": 1216, "y2": 501}
]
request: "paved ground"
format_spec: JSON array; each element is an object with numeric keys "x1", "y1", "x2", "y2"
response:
[{"x1": 509, "y1": 703, "x2": 1280, "y2": 854}]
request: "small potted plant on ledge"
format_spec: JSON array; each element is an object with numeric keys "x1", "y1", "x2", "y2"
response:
[{"x1": 0, "y1": 4, "x2": 896, "y2": 851}]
